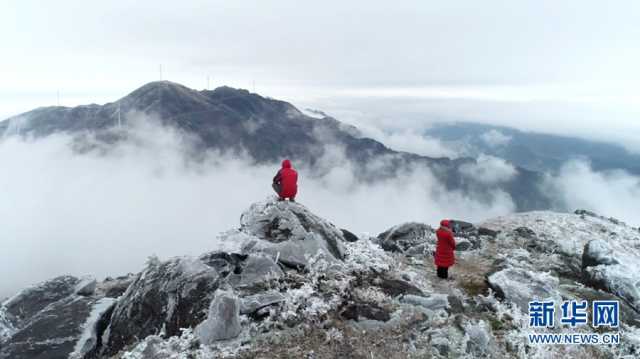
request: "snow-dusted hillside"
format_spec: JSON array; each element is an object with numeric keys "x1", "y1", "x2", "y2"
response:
[{"x1": 0, "y1": 199, "x2": 638, "y2": 358}]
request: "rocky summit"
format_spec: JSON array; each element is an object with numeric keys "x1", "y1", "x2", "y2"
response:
[{"x1": 1, "y1": 200, "x2": 639, "y2": 358}]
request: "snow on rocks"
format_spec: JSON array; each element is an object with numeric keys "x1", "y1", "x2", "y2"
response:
[
  {"x1": 487, "y1": 267, "x2": 560, "y2": 312},
  {"x1": 3, "y1": 200, "x2": 639, "y2": 358},
  {"x1": 74, "y1": 276, "x2": 98, "y2": 296},
  {"x1": 239, "y1": 199, "x2": 346, "y2": 265},
  {"x1": 482, "y1": 210, "x2": 640, "y2": 310},
  {"x1": 195, "y1": 290, "x2": 242, "y2": 343},
  {"x1": 401, "y1": 293, "x2": 449, "y2": 311},
  {"x1": 376, "y1": 222, "x2": 434, "y2": 253},
  {"x1": 582, "y1": 239, "x2": 619, "y2": 268},
  {"x1": 99, "y1": 256, "x2": 221, "y2": 357},
  {"x1": 69, "y1": 297, "x2": 116, "y2": 359},
  {"x1": 2, "y1": 275, "x2": 80, "y2": 324},
  {"x1": 0, "y1": 307, "x2": 14, "y2": 344}
]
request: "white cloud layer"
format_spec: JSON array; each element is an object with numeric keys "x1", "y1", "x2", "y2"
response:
[
  {"x1": 0, "y1": 119, "x2": 515, "y2": 298},
  {"x1": 481, "y1": 129, "x2": 512, "y2": 148},
  {"x1": 459, "y1": 155, "x2": 518, "y2": 184},
  {"x1": 545, "y1": 160, "x2": 640, "y2": 227}
]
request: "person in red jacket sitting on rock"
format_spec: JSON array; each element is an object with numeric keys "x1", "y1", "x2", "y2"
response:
[
  {"x1": 272, "y1": 159, "x2": 298, "y2": 201},
  {"x1": 435, "y1": 219, "x2": 456, "y2": 279}
]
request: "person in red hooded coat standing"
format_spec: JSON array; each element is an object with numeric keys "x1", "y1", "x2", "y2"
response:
[
  {"x1": 272, "y1": 159, "x2": 298, "y2": 201},
  {"x1": 434, "y1": 219, "x2": 456, "y2": 279}
]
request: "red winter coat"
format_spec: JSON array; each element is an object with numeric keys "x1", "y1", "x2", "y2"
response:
[
  {"x1": 435, "y1": 227, "x2": 456, "y2": 268},
  {"x1": 273, "y1": 159, "x2": 298, "y2": 199}
]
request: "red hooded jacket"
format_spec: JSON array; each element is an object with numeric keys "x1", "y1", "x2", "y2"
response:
[
  {"x1": 434, "y1": 220, "x2": 456, "y2": 268},
  {"x1": 273, "y1": 159, "x2": 298, "y2": 198}
]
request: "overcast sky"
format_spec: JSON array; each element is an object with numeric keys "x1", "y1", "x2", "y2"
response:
[{"x1": 2, "y1": 1, "x2": 639, "y2": 150}]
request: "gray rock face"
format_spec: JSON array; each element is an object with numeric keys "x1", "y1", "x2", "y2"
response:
[
  {"x1": 582, "y1": 239, "x2": 619, "y2": 269},
  {"x1": 487, "y1": 268, "x2": 559, "y2": 312},
  {"x1": 464, "y1": 321, "x2": 492, "y2": 357},
  {"x1": 0, "y1": 276, "x2": 101, "y2": 359},
  {"x1": 512, "y1": 226, "x2": 536, "y2": 239},
  {"x1": 100, "y1": 257, "x2": 220, "y2": 357},
  {"x1": 376, "y1": 222, "x2": 433, "y2": 253},
  {"x1": 228, "y1": 255, "x2": 284, "y2": 289},
  {"x1": 581, "y1": 240, "x2": 640, "y2": 311},
  {"x1": 239, "y1": 200, "x2": 346, "y2": 268},
  {"x1": 455, "y1": 238, "x2": 473, "y2": 251},
  {"x1": 584, "y1": 266, "x2": 640, "y2": 311},
  {"x1": 0, "y1": 296, "x2": 93, "y2": 359},
  {"x1": 401, "y1": 294, "x2": 449, "y2": 311},
  {"x1": 75, "y1": 277, "x2": 97, "y2": 296},
  {"x1": 195, "y1": 291, "x2": 241, "y2": 343},
  {"x1": 3, "y1": 276, "x2": 80, "y2": 324},
  {"x1": 240, "y1": 292, "x2": 285, "y2": 315}
]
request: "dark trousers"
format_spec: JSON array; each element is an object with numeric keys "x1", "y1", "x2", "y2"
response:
[
  {"x1": 272, "y1": 182, "x2": 282, "y2": 196},
  {"x1": 437, "y1": 266, "x2": 449, "y2": 279}
]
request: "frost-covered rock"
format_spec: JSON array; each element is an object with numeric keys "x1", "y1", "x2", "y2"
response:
[
  {"x1": 464, "y1": 320, "x2": 492, "y2": 357},
  {"x1": 487, "y1": 267, "x2": 560, "y2": 312},
  {"x1": 582, "y1": 239, "x2": 619, "y2": 268},
  {"x1": 4, "y1": 202, "x2": 639, "y2": 358},
  {"x1": 240, "y1": 291, "x2": 285, "y2": 315},
  {"x1": 584, "y1": 265, "x2": 640, "y2": 311},
  {"x1": 194, "y1": 291, "x2": 241, "y2": 343},
  {"x1": 0, "y1": 275, "x2": 97, "y2": 359},
  {"x1": 0, "y1": 307, "x2": 15, "y2": 344},
  {"x1": 401, "y1": 293, "x2": 449, "y2": 311},
  {"x1": 238, "y1": 199, "x2": 346, "y2": 267},
  {"x1": 75, "y1": 276, "x2": 97, "y2": 296},
  {"x1": 0, "y1": 295, "x2": 94, "y2": 359},
  {"x1": 455, "y1": 238, "x2": 473, "y2": 251},
  {"x1": 3, "y1": 275, "x2": 80, "y2": 325},
  {"x1": 376, "y1": 222, "x2": 434, "y2": 253},
  {"x1": 99, "y1": 257, "x2": 220, "y2": 357},
  {"x1": 69, "y1": 297, "x2": 116, "y2": 359}
]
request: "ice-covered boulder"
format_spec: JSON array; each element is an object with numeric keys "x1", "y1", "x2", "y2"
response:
[
  {"x1": 237, "y1": 199, "x2": 347, "y2": 268},
  {"x1": 0, "y1": 275, "x2": 122, "y2": 359},
  {"x1": 194, "y1": 291, "x2": 241, "y2": 343},
  {"x1": 582, "y1": 239, "x2": 619, "y2": 268},
  {"x1": 0, "y1": 308, "x2": 14, "y2": 344},
  {"x1": 199, "y1": 252, "x2": 284, "y2": 290},
  {"x1": 376, "y1": 222, "x2": 434, "y2": 253},
  {"x1": 455, "y1": 238, "x2": 473, "y2": 251},
  {"x1": 3, "y1": 275, "x2": 80, "y2": 325},
  {"x1": 240, "y1": 291, "x2": 285, "y2": 315},
  {"x1": 99, "y1": 257, "x2": 220, "y2": 357},
  {"x1": 582, "y1": 240, "x2": 640, "y2": 311},
  {"x1": 401, "y1": 293, "x2": 449, "y2": 311},
  {"x1": 75, "y1": 276, "x2": 97, "y2": 296},
  {"x1": 487, "y1": 268, "x2": 560, "y2": 312},
  {"x1": 464, "y1": 320, "x2": 493, "y2": 357}
]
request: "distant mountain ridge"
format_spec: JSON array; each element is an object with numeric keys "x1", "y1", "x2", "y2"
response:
[
  {"x1": 0, "y1": 81, "x2": 550, "y2": 211},
  {"x1": 425, "y1": 122, "x2": 640, "y2": 175}
]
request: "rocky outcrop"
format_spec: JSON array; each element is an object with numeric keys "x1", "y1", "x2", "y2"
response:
[
  {"x1": 582, "y1": 239, "x2": 640, "y2": 311},
  {"x1": 376, "y1": 220, "x2": 487, "y2": 256},
  {"x1": 582, "y1": 239, "x2": 619, "y2": 268},
  {"x1": 2, "y1": 203, "x2": 640, "y2": 358},
  {"x1": 99, "y1": 257, "x2": 221, "y2": 357},
  {"x1": 376, "y1": 222, "x2": 434, "y2": 253},
  {"x1": 0, "y1": 276, "x2": 108, "y2": 359},
  {"x1": 194, "y1": 291, "x2": 241, "y2": 343},
  {"x1": 238, "y1": 200, "x2": 347, "y2": 268},
  {"x1": 487, "y1": 267, "x2": 560, "y2": 312}
]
